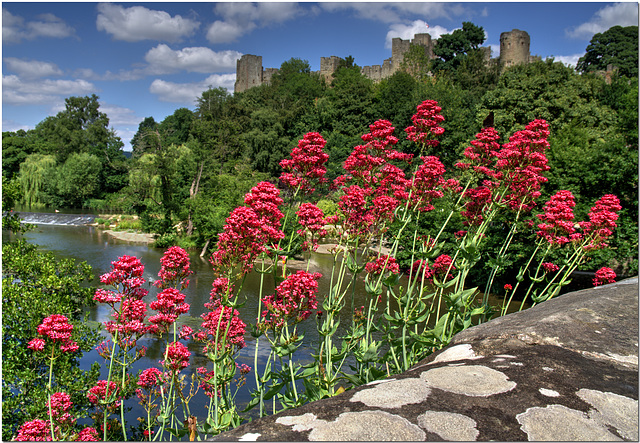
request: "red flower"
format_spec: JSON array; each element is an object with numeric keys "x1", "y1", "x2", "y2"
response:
[
  {"x1": 28, "y1": 338, "x2": 45, "y2": 352},
  {"x1": 280, "y1": 132, "x2": 329, "y2": 194},
  {"x1": 88, "y1": 380, "x2": 120, "y2": 406},
  {"x1": 155, "y1": 246, "x2": 192, "y2": 289},
  {"x1": 365, "y1": 255, "x2": 400, "y2": 275},
  {"x1": 504, "y1": 284, "x2": 513, "y2": 291},
  {"x1": 593, "y1": 267, "x2": 616, "y2": 286},
  {"x1": 542, "y1": 262, "x2": 560, "y2": 273},
  {"x1": 579, "y1": 194, "x2": 622, "y2": 250},
  {"x1": 260, "y1": 271, "x2": 321, "y2": 332},
  {"x1": 411, "y1": 155, "x2": 446, "y2": 212},
  {"x1": 461, "y1": 186, "x2": 493, "y2": 225},
  {"x1": 149, "y1": 287, "x2": 190, "y2": 334},
  {"x1": 405, "y1": 100, "x2": 445, "y2": 149},
  {"x1": 137, "y1": 367, "x2": 166, "y2": 389},
  {"x1": 536, "y1": 190, "x2": 577, "y2": 246},
  {"x1": 296, "y1": 203, "x2": 328, "y2": 251},
  {"x1": 78, "y1": 427, "x2": 99, "y2": 441},
  {"x1": 32, "y1": 314, "x2": 79, "y2": 354},
  {"x1": 15, "y1": 419, "x2": 51, "y2": 441},
  {"x1": 200, "y1": 302, "x2": 247, "y2": 351},
  {"x1": 163, "y1": 341, "x2": 191, "y2": 373}
]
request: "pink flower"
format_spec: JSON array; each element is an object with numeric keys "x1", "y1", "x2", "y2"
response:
[
  {"x1": 200, "y1": 303, "x2": 247, "y2": 351},
  {"x1": 48, "y1": 392, "x2": 73, "y2": 420},
  {"x1": 593, "y1": 267, "x2": 616, "y2": 286},
  {"x1": 28, "y1": 338, "x2": 45, "y2": 352},
  {"x1": 536, "y1": 190, "x2": 577, "y2": 246},
  {"x1": 542, "y1": 262, "x2": 560, "y2": 273},
  {"x1": 296, "y1": 203, "x2": 328, "y2": 251},
  {"x1": 504, "y1": 284, "x2": 513, "y2": 291},
  {"x1": 461, "y1": 186, "x2": 493, "y2": 225},
  {"x1": 15, "y1": 419, "x2": 51, "y2": 441},
  {"x1": 456, "y1": 127, "x2": 502, "y2": 179},
  {"x1": 162, "y1": 341, "x2": 191, "y2": 373},
  {"x1": 149, "y1": 287, "x2": 190, "y2": 334},
  {"x1": 260, "y1": 271, "x2": 321, "y2": 332},
  {"x1": 365, "y1": 255, "x2": 400, "y2": 275},
  {"x1": 155, "y1": 246, "x2": 192, "y2": 289},
  {"x1": 137, "y1": 367, "x2": 165, "y2": 389},
  {"x1": 280, "y1": 132, "x2": 329, "y2": 194},
  {"x1": 78, "y1": 427, "x2": 99, "y2": 441},
  {"x1": 88, "y1": 380, "x2": 119, "y2": 406},
  {"x1": 405, "y1": 100, "x2": 445, "y2": 149},
  {"x1": 410, "y1": 155, "x2": 446, "y2": 212},
  {"x1": 580, "y1": 194, "x2": 622, "y2": 250},
  {"x1": 179, "y1": 325, "x2": 194, "y2": 340}
]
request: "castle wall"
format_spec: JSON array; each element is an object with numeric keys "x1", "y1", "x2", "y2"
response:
[{"x1": 234, "y1": 29, "x2": 533, "y2": 93}]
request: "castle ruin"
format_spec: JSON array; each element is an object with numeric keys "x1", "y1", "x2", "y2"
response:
[{"x1": 235, "y1": 29, "x2": 535, "y2": 93}]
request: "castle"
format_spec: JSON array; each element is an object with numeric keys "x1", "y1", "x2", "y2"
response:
[{"x1": 235, "y1": 29, "x2": 538, "y2": 94}]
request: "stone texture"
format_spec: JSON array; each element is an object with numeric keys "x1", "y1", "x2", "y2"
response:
[{"x1": 211, "y1": 278, "x2": 638, "y2": 441}]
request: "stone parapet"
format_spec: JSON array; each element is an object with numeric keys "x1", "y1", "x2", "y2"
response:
[{"x1": 212, "y1": 277, "x2": 639, "y2": 441}]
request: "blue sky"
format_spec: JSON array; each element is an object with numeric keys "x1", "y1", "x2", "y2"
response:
[{"x1": 2, "y1": 2, "x2": 638, "y2": 151}]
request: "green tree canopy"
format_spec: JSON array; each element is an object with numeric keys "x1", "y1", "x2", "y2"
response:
[
  {"x1": 577, "y1": 25, "x2": 639, "y2": 78},
  {"x1": 431, "y1": 22, "x2": 486, "y2": 72}
]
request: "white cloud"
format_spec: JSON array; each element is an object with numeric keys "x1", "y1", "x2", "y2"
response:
[
  {"x1": 4, "y1": 58, "x2": 63, "y2": 78},
  {"x1": 2, "y1": 7, "x2": 75, "y2": 43},
  {"x1": 549, "y1": 54, "x2": 584, "y2": 68},
  {"x1": 2, "y1": 75, "x2": 96, "y2": 105},
  {"x1": 567, "y1": 2, "x2": 639, "y2": 39},
  {"x1": 96, "y1": 3, "x2": 200, "y2": 43},
  {"x1": 206, "y1": 2, "x2": 304, "y2": 43},
  {"x1": 149, "y1": 74, "x2": 237, "y2": 103},
  {"x1": 144, "y1": 45, "x2": 242, "y2": 74},
  {"x1": 99, "y1": 103, "x2": 142, "y2": 127},
  {"x1": 385, "y1": 21, "x2": 454, "y2": 49},
  {"x1": 321, "y1": 2, "x2": 466, "y2": 24},
  {"x1": 2, "y1": 119, "x2": 33, "y2": 132}
]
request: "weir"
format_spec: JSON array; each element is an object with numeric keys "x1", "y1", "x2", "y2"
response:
[{"x1": 16, "y1": 212, "x2": 96, "y2": 226}]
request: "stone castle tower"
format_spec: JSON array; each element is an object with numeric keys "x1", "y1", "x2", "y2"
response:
[
  {"x1": 500, "y1": 29, "x2": 533, "y2": 69},
  {"x1": 235, "y1": 29, "x2": 533, "y2": 93}
]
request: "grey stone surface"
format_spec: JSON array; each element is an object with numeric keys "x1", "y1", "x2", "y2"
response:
[
  {"x1": 420, "y1": 364, "x2": 517, "y2": 397},
  {"x1": 211, "y1": 278, "x2": 638, "y2": 441},
  {"x1": 417, "y1": 411, "x2": 479, "y2": 441}
]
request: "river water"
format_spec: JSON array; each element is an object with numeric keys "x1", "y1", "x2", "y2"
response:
[{"x1": 4, "y1": 215, "x2": 520, "y2": 432}]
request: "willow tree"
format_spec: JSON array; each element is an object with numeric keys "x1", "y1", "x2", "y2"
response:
[{"x1": 17, "y1": 154, "x2": 56, "y2": 207}]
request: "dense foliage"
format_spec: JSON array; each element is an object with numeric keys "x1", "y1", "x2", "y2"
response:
[
  {"x1": 3, "y1": 23, "x2": 637, "y2": 276},
  {"x1": 577, "y1": 25, "x2": 638, "y2": 78},
  {"x1": 2, "y1": 192, "x2": 100, "y2": 440}
]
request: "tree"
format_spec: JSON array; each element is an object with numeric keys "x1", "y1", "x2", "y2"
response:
[
  {"x1": 399, "y1": 44, "x2": 431, "y2": 82},
  {"x1": 577, "y1": 25, "x2": 639, "y2": 78},
  {"x1": 54, "y1": 152, "x2": 103, "y2": 207},
  {"x1": 131, "y1": 117, "x2": 158, "y2": 158},
  {"x1": 17, "y1": 153, "x2": 57, "y2": 207},
  {"x1": 431, "y1": 22, "x2": 486, "y2": 72}
]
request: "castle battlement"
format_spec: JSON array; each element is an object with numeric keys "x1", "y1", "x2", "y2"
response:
[{"x1": 234, "y1": 29, "x2": 533, "y2": 93}]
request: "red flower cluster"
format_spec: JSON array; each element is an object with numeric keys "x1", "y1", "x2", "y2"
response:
[
  {"x1": 365, "y1": 255, "x2": 400, "y2": 275},
  {"x1": 593, "y1": 267, "x2": 616, "y2": 286},
  {"x1": 461, "y1": 186, "x2": 493, "y2": 225},
  {"x1": 77, "y1": 427, "x2": 99, "y2": 441},
  {"x1": 542, "y1": 262, "x2": 560, "y2": 273},
  {"x1": 536, "y1": 190, "x2": 577, "y2": 246},
  {"x1": 495, "y1": 120, "x2": 551, "y2": 211},
  {"x1": 15, "y1": 419, "x2": 51, "y2": 441},
  {"x1": 28, "y1": 314, "x2": 79, "y2": 354},
  {"x1": 162, "y1": 341, "x2": 191, "y2": 373},
  {"x1": 155, "y1": 246, "x2": 192, "y2": 289},
  {"x1": 87, "y1": 380, "x2": 120, "y2": 407},
  {"x1": 260, "y1": 271, "x2": 321, "y2": 332},
  {"x1": 48, "y1": 392, "x2": 74, "y2": 424},
  {"x1": 579, "y1": 194, "x2": 622, "y2": 250},
  {"x1": 212, "y1": 182, "x2": 285, "y2": 273},
  {"x1": 137, "y1": 367, "x2": 165, "y2": 389},
  {"x1": 148, "y1": 287, "x2": 190, "y2": 335},
  {"x1": 200, "y1": 302, "x2": 247, "y2": 351},
  {"x1": 94, "y1": 255, "x2": 149, "y2": 306},
  {"x1": 280, "y1": 132, "x2": 329, "y2": 193},
  {"x1": 405, "y1": 100, "x2": 446, "y2": 149},
  {"x1": 455, "y1": 127, "x2": 501, "y2": 178},
  {"x1": 411, "y1": 156, "x2": 446, "y2": 212},
  {"x1": 411, "y1": 254, "x2": 456, "y2": 282},
  {"x1": 296, "y1": 202, "x2": 328, "y2": 251}
]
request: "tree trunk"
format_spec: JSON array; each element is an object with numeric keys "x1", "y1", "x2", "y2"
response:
[
  {"x1": 186, "y1": 162, "x2": 204, "y2": 236},
  {"x1": 200, "y1": 238, "x2": 210, "y2": 258}
]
